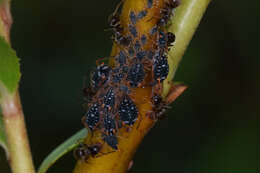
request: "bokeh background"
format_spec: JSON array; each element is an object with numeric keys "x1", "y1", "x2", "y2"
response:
[{"x1": 0, "y1": 0, "x2": 258, "y2": 172}]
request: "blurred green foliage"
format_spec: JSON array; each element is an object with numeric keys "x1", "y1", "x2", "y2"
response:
[
  {"x1": 0, "y1": 0, "x2": 258, "y2": 173},
  {"x1": 0, "y1": 37, "x2": 20, "y2": 95}
]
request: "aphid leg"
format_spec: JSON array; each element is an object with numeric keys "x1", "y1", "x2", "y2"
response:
[{"x1": 95, "y1": 150, "x2": 116, "y2": 158}]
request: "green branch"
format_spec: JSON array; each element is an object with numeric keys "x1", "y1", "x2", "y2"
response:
[
  {"x1": 163, "y1": 0, "x2": 211, "y2": 96},
  {"x1": 0, "y1": 0, "x2": 35, "y2": 173}
]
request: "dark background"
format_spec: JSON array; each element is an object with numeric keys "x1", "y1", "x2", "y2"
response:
[{"x1": 0, "y1": 0, "x2": 259, "y2": 172}]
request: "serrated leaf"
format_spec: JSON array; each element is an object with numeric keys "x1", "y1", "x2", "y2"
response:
[
  {"x1": 37, "y1": 128, "x2": 87, "y2": 173},
  {"x1": 0, "y1": 108, "x2": 8, "y2": 156},
  {"x1": 0, "y1": 36, "x2": 21, "y2": 96}
]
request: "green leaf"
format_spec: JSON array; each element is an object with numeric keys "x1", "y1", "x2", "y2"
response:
[
  {"x1": 0, "y1": 108, "x2": 8, "y2": 156},
  {"x1": 37, "y1": 128, "x2": 87, "y2": 173},
  {"x1": 0, "y1": 36, "x2": 21, "y2": 97}
]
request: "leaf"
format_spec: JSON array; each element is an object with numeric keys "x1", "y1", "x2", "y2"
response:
[
  {"x1": 0, "y1": 36, "x2": 21, "y2": 97},
  {"x1": 37, "y1": 128, "x2": 88, "y2": 173},
  {"x1": 0, "y1": 108, "x2": 8, "y2": 156}
]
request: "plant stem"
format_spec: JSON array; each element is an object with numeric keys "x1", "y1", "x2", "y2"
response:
[
  {"x1": 0, "y1": 0, "x2": 36, "y2": 173},
  {"x1": 74, "y1": 0, "x2": 211, "y2": 173},
  {"x1": 1, "y1": 92, "x2": 35, "y2": 173},
  {"x1": 163, "y1": 0, "x2": 211, "y2": 96}
]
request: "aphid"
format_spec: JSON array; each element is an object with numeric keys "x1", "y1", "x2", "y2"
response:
[
  {"x1": 153, "y1": 54, "x2": 169, "y2": 82},
  {"x1": 148, "y1": 94, "x2": 168, "y2": 119},
  {"x1": 129, "y1": 24, "x2": 138, "y2": 37},
  {"x1": 147, "y1": 50, "x2": 154, "y2": 59},
  {"x1": 108, "y1": 0, "x2": 124, "y2": 33},
  {"x1": 136, "y1": 51, "x2": 147, "y2": 61},
  {"x1": 137, "y1": 10, "x2": 147, "y2": 20},
  {"x1": 141, "y1": 34, "x2": 147, "y2": 45},
  {"x1": 116, "y1": 51, "x2": 126, "y2": 66},
  {"x1": 109, "y1": 14, "x2": 122, "y2": 30},
  {"x1": 112, "y1": 72, "x2": 125, "y2": 83},
  {"x1": 103, "y1": 88, "x2": 115, "y2": 110},
  {"x1": 122, "y1": 66, "x2": 128, "y2": 73},
  {"x1": 119, "y1": 85, "x2": 131, "y2": 94},
  {"x1": 129, "y1": 11, "x2": 137, "y2": 25},
  {"x1": 158, "y1": 31, "x2": 167, "y2": 49},
  {"x1": 149, "y1": 84, "x2": 187, "y2": 119},
  {"x1": 166, "y1": 32, "x2": 175, "y2": 47},
  {"x1": 91, "y1": 64, "x2": 111, "y2": 89},
  {"x1": 127, "y1": 63, "x2": 145, "y2": 87},
  {"x1": 156, "y1": 31, "x2": 175, "y2": 51},
  {"x1": 74, "y1": 143, "x2": 102, "y2": 161},
  {"x1": 157, "y1": 0, "x2": 181, "y2": 27},
  {"x1": 134, "y1": 40, "x2": 141, "y2": 51},
  {"x1": 83, "y1": 103, "x2": 100, "y2": 131},
  {"x1": 128, "y1": 47, "x2": 135, "y2": 57},
  {"x1": 168, "y1": 0, "x2": 181, "y2": 9},
  {"x1": 150, "y1": 26, "x2": 158, "y2": 35},
  {"x1": 103, "y1": 134, "x2": 118, "y2": 150},
  {"x1": 117, "y1": 35, "x2": 132, "y2": 47},
  {"x1": 147, "y1": 0, "x2": 153, "y2": 8},
  {"x1": 103, "y1": 113, "x2": 117, "y2": 135},
  {"x1": 118, "y1": 95, "x2": 138, "y2": 125}
]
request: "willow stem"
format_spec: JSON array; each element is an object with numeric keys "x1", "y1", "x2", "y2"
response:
[
  {"x1": 0, "y1": 0, "x2": 36, "y2": 173},
  {"x1": 73, "y1": 0, "x2": 211, "y2": 173},
  {"x1": 1, "y1": 92, "x2": 35, "y2": 173}
]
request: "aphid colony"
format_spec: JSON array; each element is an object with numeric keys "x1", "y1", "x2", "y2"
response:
[{"x1": 75, "y1": 0, "x2": 180, "y2": 161}]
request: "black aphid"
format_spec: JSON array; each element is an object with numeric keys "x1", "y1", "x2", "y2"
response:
[
  {"x1": 103, "y1": 113, "x2": 117, "y2": 135},
  {"x1": 103, "y1": 88, "x2": 115, "y2": 110},
  {"x1": 150, "y1": 94, "x2": 169, "y2": 120},
  {"x1": 153, "y1": 54, "x2": 169, "y2": 82},
  {"x1": 109, "y1": 14, "x2": 121, "y2": 29},
  {"x1": 117, "y1": 51, "x2": 126, "y2": 66},
  {"x1": 91, "y1": 64, "x2": 111, "y2": 88},
  {"x1": 134, "y1": 40, "x2": 141, "y2": 51},
  {"x1": 158, "y1": 31, "x2": 167, "y2": 49},
  {"x1": 118, "y1": 95, "x2": 138, "y2": 125},
  {"x1": 157, "y1": 0, "x2": 181, "y2": 27},
  {"x1": 166, "y1": 32, "x2": 175, "y2": 47},
  {"x1": 150, "y1": 26, "x2": 157, "y2": 35},
  {"x1": 129, "y1": 11, "x2": 137, "y2": 25},
  {"x1": 147, "y1": 50, "x2": 154, "y2": 59},
  {"x1": 84, "y1": 103, "x2": 100, "y2": 131},
  {"x1": 122, "y1": 66, "x2": 128, "y2": 73},
  {"x1": 137, "y1": 10, "x2": 147, "y2": 20},
  {"x1": 128, "y1": 47, "x2": 135, "y2": 57},
  {"x1": 112, "y1": 72, "x2": 124, "y2": 83},
  {"x1": 119, "y1": 85, "x2": 131, "y2": 94},
  {"x1": 129, "y1": 24, "x2": 138, "y2": 37},
  {"x1": 127, "y1": 63, "x2": 145, "y2": 87},
  {"x1": 74, "y1": 143, "x2": 102, "y2": 161},
  {"x1": 103, "y1": 134, "x2": 118, "y2": 150},
  {"x1": 136, "y1": 51, "x2": 146, "y2": 60},
  {"x1": 152, "y1": 94, "x2": 163, "y2": 106},
  {"x1": 147, "y1": 0, "x2": 153, "y2": 8},
  {"x1": 141, "y1": 34, "x2": 147, "y2": 45},
  {"x1": 118, "y1": 35, "x2": 132, "y2": 47}
]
